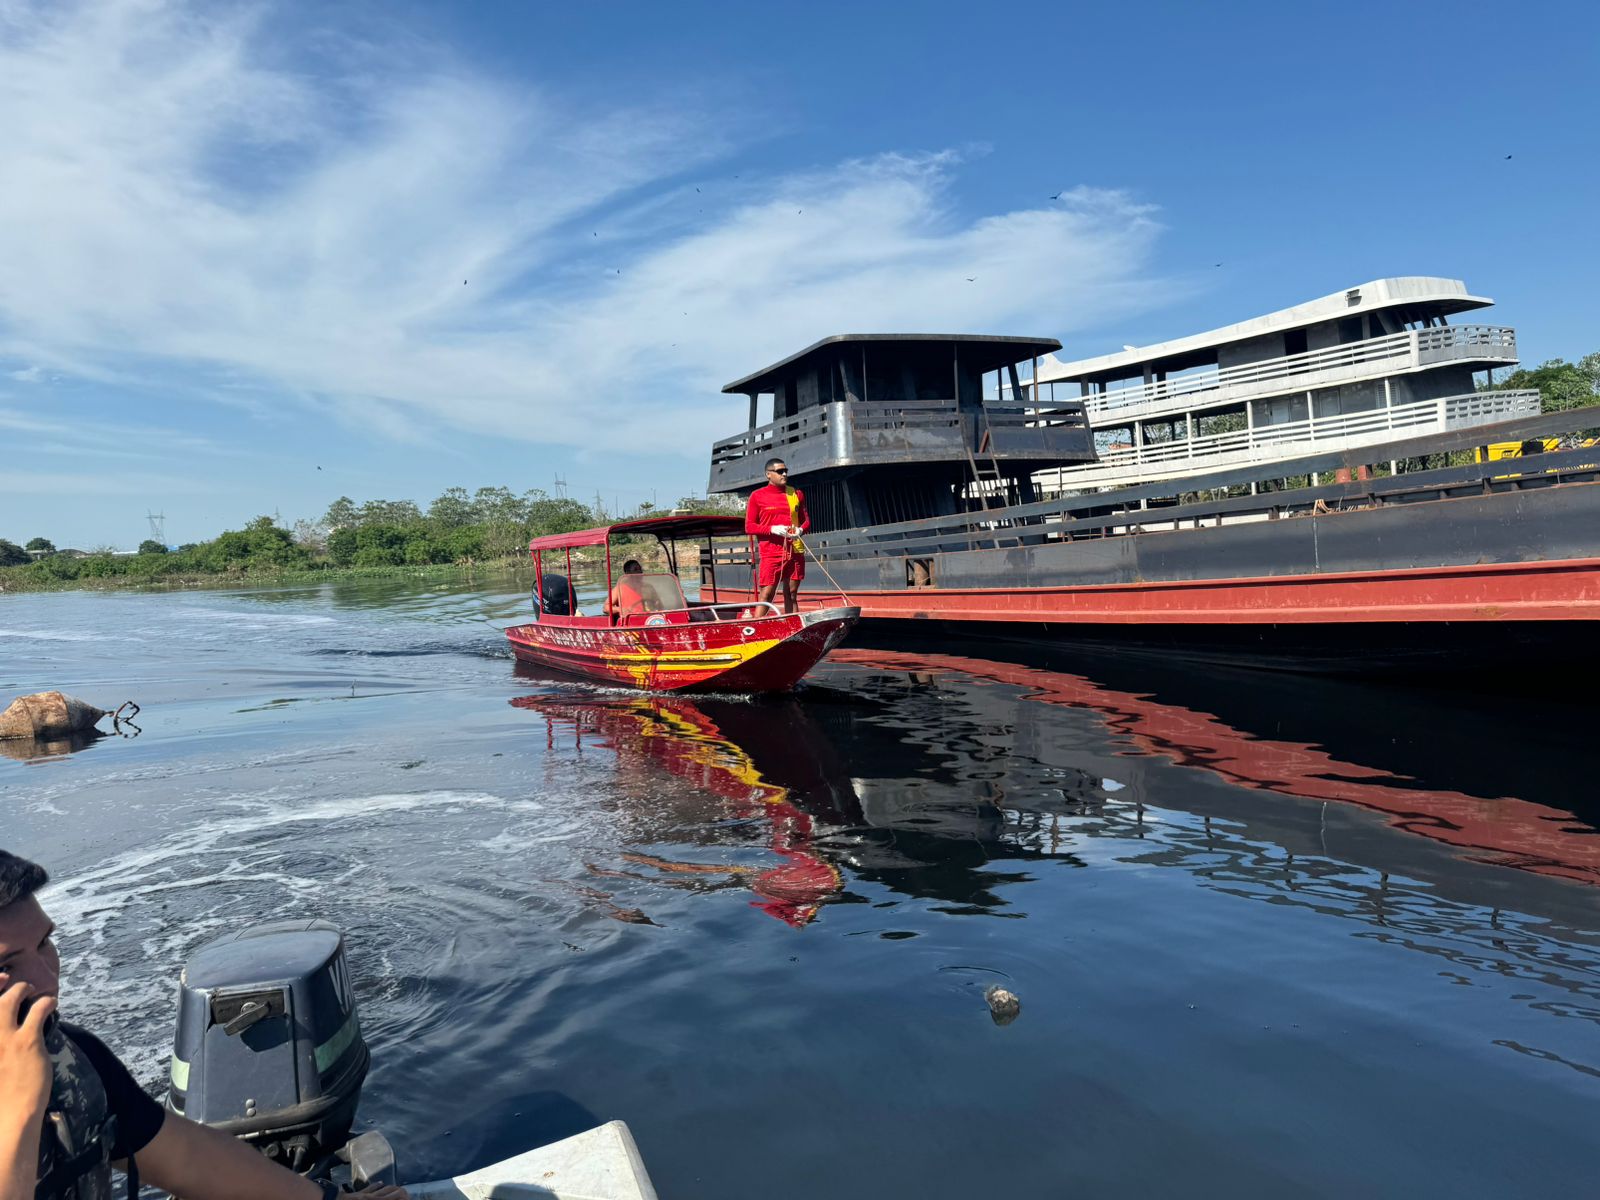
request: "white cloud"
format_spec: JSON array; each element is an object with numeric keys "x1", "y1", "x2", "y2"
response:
[
  {"x1": 8, "y1": 366, "x2": 43, "y2": 382},
  {"x1": 0, "y1": 0, "x2": 1177, "y2": 463}
]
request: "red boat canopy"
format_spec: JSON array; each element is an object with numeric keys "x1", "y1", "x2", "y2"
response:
[{"x1": 528, "y1": 514, "x2": 747, "y2": 553}]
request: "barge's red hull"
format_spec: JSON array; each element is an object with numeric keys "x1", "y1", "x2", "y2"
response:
[{"x1": 711, "y1": 557, "x2": 1600, "y2": 626}]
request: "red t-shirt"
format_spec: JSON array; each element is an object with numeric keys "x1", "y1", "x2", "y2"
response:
[{"x1": 745, "y1": 485, "x2": 809, "y2": 558}]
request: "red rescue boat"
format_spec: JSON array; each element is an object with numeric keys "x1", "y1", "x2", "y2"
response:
[{"x1": 504, "y1": 515, "x2": 859, "y2": 693}]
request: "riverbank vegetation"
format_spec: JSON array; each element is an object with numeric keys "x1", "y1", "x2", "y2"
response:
[
  {"x1": 1500, "y1": 353, "x2": 1600, "y2": 413},
  {"x1": 1, "y1": 487, "x2": 740, "y2": 593}
]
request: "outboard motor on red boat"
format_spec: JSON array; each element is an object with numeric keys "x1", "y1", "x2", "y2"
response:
[
  {"x1": 168, "y1": 920, "x2": 394, "y2": 1183},
  {"x1": 536, "y1": 572, "x2": 576, "y2": 617}
]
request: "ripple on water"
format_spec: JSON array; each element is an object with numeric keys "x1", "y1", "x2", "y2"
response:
[
  {"x1": 42, "y1": 788, "x2": 614, "y2": 1088},
  {"x1": 0, "y1": 628, "x2": 131, "y2": 641}
]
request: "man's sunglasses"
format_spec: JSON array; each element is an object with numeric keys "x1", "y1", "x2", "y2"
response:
[{"x1": 768, "y1": 467, "x2": 788, "y2": 475}]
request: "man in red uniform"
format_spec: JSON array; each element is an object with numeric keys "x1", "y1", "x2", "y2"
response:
[{"x1": 744, "y1": 458, "x2": 809, "y2": 614}]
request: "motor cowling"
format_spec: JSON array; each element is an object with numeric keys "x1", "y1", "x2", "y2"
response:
[
  {"x1": 168, "y1": 920, "x2": 370, "y2": 1172},
  {"x1": 536, "y1": 573, "x2": 576, "y2": 617}
]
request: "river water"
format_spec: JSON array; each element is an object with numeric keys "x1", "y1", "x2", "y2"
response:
[{"x1": 3, "y1": 576, "x2": 1598, "y2": 1198}]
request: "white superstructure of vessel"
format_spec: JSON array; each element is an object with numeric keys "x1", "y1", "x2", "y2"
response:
[{"x1": 1017, "y1": 277, "x2": 1538, "y2": 492}]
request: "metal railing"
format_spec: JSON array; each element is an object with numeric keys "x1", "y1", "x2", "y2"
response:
[
  {"x1": 710, "y1": 404, "x2": 835, "y2": 468},
  {"x1": 1023, "y1": 326, "x2": 1519, "y2": 422},
  {"x1": 694, "y1": 443, "x2": 1599, "y2": 570},
  {"x1": 1039, "y1": 389, "x2": 1540, "y2": 490},
  {"x1": 709, "y1": 397, "x2": 1092, "y2": 490},
  {"x1": 1416, "y1": 324, "x2": 1517, "y2": 363},
  {"x1": 693, "y1": 601, "x2": 782, "y2": 621},
  {"x1": 799, "y1": 439, "x2": 1600, "y2": 564},
  {"x1": 983, "y1": 401, "x2": 1090, "y2": 430}
]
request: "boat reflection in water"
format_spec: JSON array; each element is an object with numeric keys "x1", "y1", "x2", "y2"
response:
[
  {"x1": 831, "y1": 647, "x2": 1600, "y2": 891},
  {"x1": 509, "y1": 678, "x2": 848, "y2": 926},
  {"x1": 511, "y1": 645, "x2": 1600, "y2": 939}
]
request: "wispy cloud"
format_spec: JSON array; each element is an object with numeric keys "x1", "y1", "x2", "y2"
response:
[
  {"x1": 0, "y1": 0, "x2": 1175, "y2": 462},
  {"x1": 0, "y1": 470, "x2": 220, "y2": 496},
  {"x1": 0, "y1": 404, "x2": 226, "y2": 458}
]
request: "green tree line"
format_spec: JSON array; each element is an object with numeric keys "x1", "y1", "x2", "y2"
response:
[
  {"x1": 1491, "y1": 353, "x2": 1600, "y2": 413},
  {"x1": 320, "y1": 486, "x2": 597, "y2": 567},
  {"x1": 0, "y1": 488, "x2": 739, "y2": 585}
]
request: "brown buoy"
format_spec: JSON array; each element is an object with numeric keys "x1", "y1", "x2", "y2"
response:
[{"x1": 0, "y1": 692, "x2": 109, "y2": 741}]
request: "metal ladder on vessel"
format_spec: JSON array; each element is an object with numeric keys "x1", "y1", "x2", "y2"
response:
[{"x1": 962, "y1": 406, "x2": 1023, "y2": 549}]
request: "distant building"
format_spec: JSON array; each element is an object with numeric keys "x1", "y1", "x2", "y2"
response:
[{"x1": 27, "y1": 547, "x2": 90, "y2": 560}]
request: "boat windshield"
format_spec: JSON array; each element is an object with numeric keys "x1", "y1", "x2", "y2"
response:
[{"x1": 622, "y1": 572, "x2": 687, "y2": 613}]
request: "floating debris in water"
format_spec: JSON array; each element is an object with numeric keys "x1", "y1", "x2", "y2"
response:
[
  {"x1": 0, "y1": 693, "x2": 140, "y2": 761},
  {"x1": 1, "y1": 690, "x2": 106, "y2": 740},
  {"x1": 1, "y1": 692, "x2": 138, "y2": 740},
  {"x1": 985, "y1": 985, "x2": 1021, "y2": 1025}
]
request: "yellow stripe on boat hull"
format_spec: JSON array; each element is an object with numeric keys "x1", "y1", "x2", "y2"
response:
[{"x1": 601, "y1": 637, "x2": 786, "y2": 686}]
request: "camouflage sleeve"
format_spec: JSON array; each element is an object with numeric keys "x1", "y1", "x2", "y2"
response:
[{"x1": 62, "y1": 1023, "x2": 167, "y2": 1158}]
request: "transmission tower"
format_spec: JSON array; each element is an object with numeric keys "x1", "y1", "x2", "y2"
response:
[
  {"x1": 553, "y1": 475, "x2": 568, "y2": 499},
  {"x1": 146, "y1": 511, "x2": 166, "y2": 544}
]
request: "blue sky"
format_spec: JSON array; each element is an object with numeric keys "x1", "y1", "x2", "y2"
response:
[{"x1": 1, "y1": 0, "x2": 1595, "y2": 549}]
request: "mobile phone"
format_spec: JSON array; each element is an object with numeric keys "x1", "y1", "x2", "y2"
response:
[{"x1": 5, "y1": 977, "x2": 59, "y2": 1038}]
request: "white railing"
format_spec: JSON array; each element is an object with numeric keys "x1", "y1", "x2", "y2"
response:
[
  {"x1": 1038, "y1": 389, "x2": 1540, "y2": 491},
  {"x1": 1018, "y1": 326, "x2": 1518, "y2": 423},
  {"x1": 1416, "y1": 324, "x2": 1517, "y2": 363}
]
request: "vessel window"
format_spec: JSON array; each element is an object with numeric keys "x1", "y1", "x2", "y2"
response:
[
  {"x1": 1337, "y1": 317, "x2": 1363, "y2": 344},
  {"x1": 1284, "y1": 328, "x2": 1308, "y2": 357},
  {"x1": 865, "y1": 354, "x2": 949, "y2": 402}
]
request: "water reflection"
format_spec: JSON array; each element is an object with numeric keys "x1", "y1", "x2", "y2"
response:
[
  {"x1": 833, "y1": 647, "x2": 1600, "y2": 890},
  {"x1": 509, "y1": 684, "x2": 845, "y2": 926},
  {"x1": 509, "y1": 648, "x2": 1600, "y2": 1079},
  {"x1": 511, "y1": 647, "x2": 1600, "y2": 916},
  {"x1": 0, "y1": 729, "x2": 107, "y2": 762}
]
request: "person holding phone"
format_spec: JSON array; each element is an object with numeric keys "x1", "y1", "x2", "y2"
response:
[{"x1": 0, "y1": 850, "x2": 407, "y2": 1200}]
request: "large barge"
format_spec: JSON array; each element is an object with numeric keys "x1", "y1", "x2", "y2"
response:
[{"x1": 699, "y1": 279, "x2": 1600, "y2": 672}]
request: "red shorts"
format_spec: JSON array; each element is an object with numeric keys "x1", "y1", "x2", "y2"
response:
[{"x1": 757, "y1": 552, "x2": 805, "y2": 588}]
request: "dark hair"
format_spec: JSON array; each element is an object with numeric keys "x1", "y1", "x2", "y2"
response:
[
  {"x1": 0, "y1": 850, "x2": 48, "y2": 911},
  {"x1": 764, "y1": 458, "x2": 786, "y2": 472},
  {"x1": 622, "y1": 559, "x2": 643, "y2": 573}
]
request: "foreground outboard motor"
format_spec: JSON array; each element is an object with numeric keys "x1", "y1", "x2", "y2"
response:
[{"x1": 169, "y1": 920, "x2": 380, "y2": 1175}]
